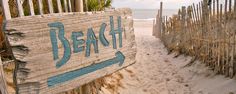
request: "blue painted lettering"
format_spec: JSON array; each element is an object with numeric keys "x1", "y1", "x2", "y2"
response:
[
  {"x1": 110, "y1": 16, "x2": 123, "y2": 49},
  {"x1": 99, "y1": 23, "x2": 109, "y2": 46},
  {"x1": 48, "y1": 16, "x2": 123, "y2": 68},
  {"x1": 48, "y1": 22, "x2": 71, "y2": 68},
  {"x1": 72, "y1": 32, "x2": 85, "y2": 53},
  {"x1": 47, "y1": 51, "x2": 125, "y2": 87},
  {"x1": 86, "y1": 28, "x2": 99, "y2": 57}
]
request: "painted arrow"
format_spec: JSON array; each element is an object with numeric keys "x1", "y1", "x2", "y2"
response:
[{"x1": 47, "y1": 51, "x2": 125, "y2": 87}]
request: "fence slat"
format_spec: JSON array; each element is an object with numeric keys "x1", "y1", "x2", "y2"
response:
[
  {"x1": 64, "y1": 0, "x2": 68, "y2": 12},
  {"x1": 38, "y1": 0, "x2": 44, "y2": 15},
  {"x1": 28, "y1": 0, "x2": 35, "y2": 16},
  {"x1": 159, "y1": 2, "x2": 163, "y2": 38},
  {"x1": 48, "y1": 0, "x2": 54, "y2": 13},
  {"x1": 235, "y1": 0, "x2": 236, "y2": 12},
  {"x1": 225, "y1": 0, "x2": 228, "y2": 19},
  {"x1": 57, "y1": 0, "x2": 63, "y2": 13},
  {"x1": 233, "y1": 0, "x2": 236, "y2": 77},
  {"x1": 229, "y1": 0, "x2": 232, "y2": 13},
  {"x1": 17, "y1": 0, "x2": 24, "y2": 17},
  {"x1": 213, "y1": 0, "x2": 216, "y2": 16},
  {"x1": 1, "y1": 0, "x2": 11, "y2": 20},
  {"x1": 68, "y1": 0, "x2": 72, "y2": 12},
  {"x1": 213, "y1": 0, "x2": 217, "y2": 70}
]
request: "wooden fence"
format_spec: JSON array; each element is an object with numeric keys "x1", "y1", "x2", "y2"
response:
[
  {"x1": 154, "y1": 0, "x2": 236, "y2": 78},
  {"x1": 1, "y1": 0, "x2": 86, "y2": 20}
]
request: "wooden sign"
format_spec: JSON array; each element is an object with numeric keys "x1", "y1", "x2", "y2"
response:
[{"x1": 4, "y1": 8, "x2": 136, "y2": 94}]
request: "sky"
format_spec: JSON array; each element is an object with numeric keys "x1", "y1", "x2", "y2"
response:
[{"x1": 112, "y1": 0, "x2": 203, "y2": 9}]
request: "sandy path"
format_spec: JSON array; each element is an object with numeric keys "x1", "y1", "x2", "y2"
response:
[
  {"x1": 101, "y1": 20, "x2": 236, "y2": 94},
  {"x1": 115, "y1": 20, "x2": 192, "y2": 94}
]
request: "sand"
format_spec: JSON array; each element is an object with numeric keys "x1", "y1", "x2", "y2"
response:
[{"x1": 100, "y1": 20, "x2": 236, "y2": 94}]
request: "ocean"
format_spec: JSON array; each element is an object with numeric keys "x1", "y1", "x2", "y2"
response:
[{"x1": 132, "y1": 9, "x2": 178, "y2": 20}]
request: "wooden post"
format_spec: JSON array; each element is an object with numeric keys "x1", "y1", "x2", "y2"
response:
[
  {"x1": 75, "y1": 0, "x2": 84, "y2": 12},
  {"x1": 1, "y1": 0, "x2": 11, "y2": 20},
  {"x1": 17, "y1": 0, "x2": 24, "y2": 17},
  {"x1": 0, "y1": 58, "x2": 8, "y2": 94},
  {"x1": 38, "y1": 0, "x2": 44, "y2": 15}
]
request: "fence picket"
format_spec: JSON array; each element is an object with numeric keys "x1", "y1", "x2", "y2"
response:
[
  {"x1": 17, "y1": 0, "x2": 24, "y2": 17},
  {"x1": 28, "y1": 0, "x2": 35, "y2": 16},
  {"x1": 48, "y1": 0, "x2": 54, "y2": 13},
  {"x1": 57, "y1": 0, "x2": 63, "y2": 13},
  {"x1": 1, "y1": 0, "x2": 11, "y2": 20}
]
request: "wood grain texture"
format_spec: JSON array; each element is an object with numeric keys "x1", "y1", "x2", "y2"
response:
[
  {"x1": 0, "y1": 58, "x2": 9, "y2": 94},
  {"x1": 4, "y1": 8, "x2": 136, "y2": 94}
]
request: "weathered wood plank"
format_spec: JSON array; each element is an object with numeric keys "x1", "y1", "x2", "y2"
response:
[{"x1": 4, "y1": 8, "x2": 136, "y2": 94}]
